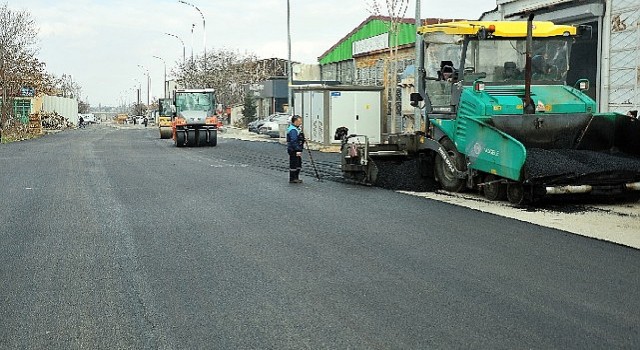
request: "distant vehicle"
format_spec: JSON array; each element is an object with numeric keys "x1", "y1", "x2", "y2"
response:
[
  {"x1": 171, "y1": 88, "x2": 218, "y2": 147},
  {"x1": 259, "y1": 113, "x2": 291, "y2": 138},
  {"x1": 79, "y1": 113, "x2": 96, "y2": 124},
  {"x1": 247, "y1": 118, "x2": 267, "y2": 133},
  {"x1": 158, "y1": 98, "x2": 173, "y2": 138},
  {"x1": 115, "y1": 114, "x2": 128, "y2": 124}
]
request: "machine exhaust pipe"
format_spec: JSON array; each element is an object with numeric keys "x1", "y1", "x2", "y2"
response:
[
  {"x1": 545, "y1": 182, "x2": 640, "y2": 195},
  {"x1": 523, "y1": 13, "x2": 535, "y2": 115},
  {"x1": 626, "y1": 182, "x2": 640, "y2": 191},
  {"x1": 545, "y1": 185, "x2": 592, "y2": 195}
]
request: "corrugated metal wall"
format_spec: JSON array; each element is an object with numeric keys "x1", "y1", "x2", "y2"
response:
[
  {"x1": 320, "y1": 60, "x2": 356, "y2": 84},
  {"x1": 607, "y1": 0, "x2": 639, "y2": 113},
  {"x1": 42, "y1": 96, "x2": 79, "y2": 124},
  {"x1": 319, "y1": 19, "x2": 417, "y2": 65}
]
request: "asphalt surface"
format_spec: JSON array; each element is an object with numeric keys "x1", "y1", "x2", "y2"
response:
[{"x1": 1, "y1": 124, "x2": 639, "y2": 349}]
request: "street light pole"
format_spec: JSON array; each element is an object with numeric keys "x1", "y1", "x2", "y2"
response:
[
  {"x1": 179, "y1": 0, "x2": 206, "y2": 70},
  {"x1": 164, "y1": 32, "x2": 186, "y2": 66},
  {"x1": 133, "y1": 79, "x2": 141, "y2": 106},
  {"x1": 137, "y1": 64, "x2": 151, "y2": 106},
  {"x1": 190, "y1": 23, "x2": 195, "y2": 65},
  {"x1": 152, "y1": 56, "x2": 167, "y2": 98},
  {"x1": 287, "y1": 0, "x2": 293, "y2": 114}
]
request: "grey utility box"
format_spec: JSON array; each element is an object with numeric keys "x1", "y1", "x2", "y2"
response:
[{"x1": 293, "y1": 85, "x2": 383, "y2": 146}]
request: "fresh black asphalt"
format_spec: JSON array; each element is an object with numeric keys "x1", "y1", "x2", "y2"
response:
[{"x1": 1, "y1": 125, "x2": 639, "y2": 349}]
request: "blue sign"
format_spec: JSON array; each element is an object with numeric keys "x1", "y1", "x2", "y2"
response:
[
  {"x1": 20, "y1": 87, "x2": 35, "y2": 97},
  {"x1": 330, "y1": 91, "x2": 341, "y2": 97}
]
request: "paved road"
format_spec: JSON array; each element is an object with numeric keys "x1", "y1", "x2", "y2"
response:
[{"x1": 1, "y1": 125, "x2": 639, "y2": 349}]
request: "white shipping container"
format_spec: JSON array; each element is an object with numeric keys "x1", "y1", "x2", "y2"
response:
[
  {"x1": 293, "y1": 86, "x2": 383, "y2": 146},
  {"x1": 42, "y1": 96, "x2": 79, "y2": 124}
]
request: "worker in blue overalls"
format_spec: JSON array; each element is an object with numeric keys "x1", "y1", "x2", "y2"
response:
[{"x1": 286, "y1": 115, "x2": 304, "y2": 183}]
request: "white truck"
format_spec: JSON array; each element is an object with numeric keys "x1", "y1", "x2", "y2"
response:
[{"x1": 79, "y1": 113, "x2": 97, "y2": 124}]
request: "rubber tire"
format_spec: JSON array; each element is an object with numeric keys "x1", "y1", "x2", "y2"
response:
[
  {"x1": 175, "y1": 131, "x2": 186, "y2": 147},
  {"x1": 196, "y1": 130, "x2": 207, "y2": 146},
  {"x1": 434, "y1": 137, "x2": 466, "y2": 192},
  {"x1": 209, "y1": 130, "x2": 217, "y2": 147},
  {"x1": 507, "y1": 183, "x2": 525, "y2": 205},
  {"x1": 483, "y1": 174, "x2": 507, "y2": 201},
  {"x1": 186, "y1": 130, "x2": 196, "y2": 147}
]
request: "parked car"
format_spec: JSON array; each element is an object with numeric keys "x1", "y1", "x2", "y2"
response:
[
  {"x1": 135, "y1": 115, "x2": 145, "y2": 125},
  {"x1": 247, "y1": 118, "x2": 267, "y2": 133},
  {"x1": 258, "y1": 113, "x2": 291, "y2": 138}
]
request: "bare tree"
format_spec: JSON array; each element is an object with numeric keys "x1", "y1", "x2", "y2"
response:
[
  {"x1": 51, "y1": 73, "x2": 82, "y2": 99},
  {"x1": 0, "y1": 2, "x2": 39, "y2": 134},
  {"x1": 365, "y1": 0, "x2": 410, "y2": 134},
  {"x1": 173, "y1": 49, "x2": 285, "y2": 109}
]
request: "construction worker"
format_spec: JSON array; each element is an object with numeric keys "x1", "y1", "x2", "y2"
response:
[{"x1": 286, "y1": 115, "x2": 304, "y2": 183}]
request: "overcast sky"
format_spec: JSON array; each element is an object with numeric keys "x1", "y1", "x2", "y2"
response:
[{"x1": 8, "y1": 0, "x2": 497, "y2": 107}]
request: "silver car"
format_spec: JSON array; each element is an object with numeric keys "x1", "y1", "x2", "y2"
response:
[{"x1": 258, "y1": 113, "x2": 291, "y2": 138}]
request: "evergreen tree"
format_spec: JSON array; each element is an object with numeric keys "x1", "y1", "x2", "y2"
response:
[{"x1": 241, "y1": 92, "x2": 256, "y2": 127}]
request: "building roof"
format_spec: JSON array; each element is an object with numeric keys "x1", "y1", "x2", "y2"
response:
[{"x1": 318, "y1": 16, "x2": 462, "y2": 65}]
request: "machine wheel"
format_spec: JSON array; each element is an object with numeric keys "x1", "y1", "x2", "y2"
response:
[
  {"x1": 175, "y1": 131, "x2": 186, "y2": 147},
  {"x1": 366, "y1": 159, "x2": 378, "y2": 184},
  {"x1": 186, "y1": 130, "x2": 196, "y2": 146},
  {"x1": 434, "y1": 137, "x2": 466, "y2": 192},
  {"x1": 196, "y1": 130, "x2": 208, "y2": 146},
  {"x1": 159, "y1": 127, "x2": 172, "y2": 139},
  {"x1": 483, "y1": 174, "x2": 507, "y2": 201},
  {"x1": 209, "y1": 130, "x2": 218, "y2": 147},
  {"x1": 507, "y1": 183, "x2": 525, "y2": 205}
]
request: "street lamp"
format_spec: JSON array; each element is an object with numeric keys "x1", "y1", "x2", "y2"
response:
[
  {"x1": 152, "y1": 56, "x2": 167, "y2": 98},
  {"x1": 137, "y1": 64, "x2": 151, "y2": 106},
  {"x1": 179, "y1": 0, "x2": 206, "y2": 70},
  {"x1": 164, "y1": 32, "x2": 186, "y2": 66}
]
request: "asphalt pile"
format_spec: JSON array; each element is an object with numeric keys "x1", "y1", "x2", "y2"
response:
[
  {"x1": 41, "y1": 112, "x2": 74, "y2": 130},
  {"x1": 374, "y1": 158, "x2": 439, "y2": 192},
  {"x1": 525, "y1": 148, "x2": 640, "y2": 180}
]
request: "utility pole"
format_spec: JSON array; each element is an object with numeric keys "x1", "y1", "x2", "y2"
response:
[
  {"x1": 414, "y1": 0, "x2": 422, "y2": 132},
  {"x1": 287, "y1": 0, "x2": 293, "y2": 114}
]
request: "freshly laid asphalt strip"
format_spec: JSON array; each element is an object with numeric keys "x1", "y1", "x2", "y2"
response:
[
  {"x1": 525, "y1": 148, "x2": 640, "y2": 180},
  {"x1": 222, "y1": 135, "x2": 640, "y2": 203}
]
